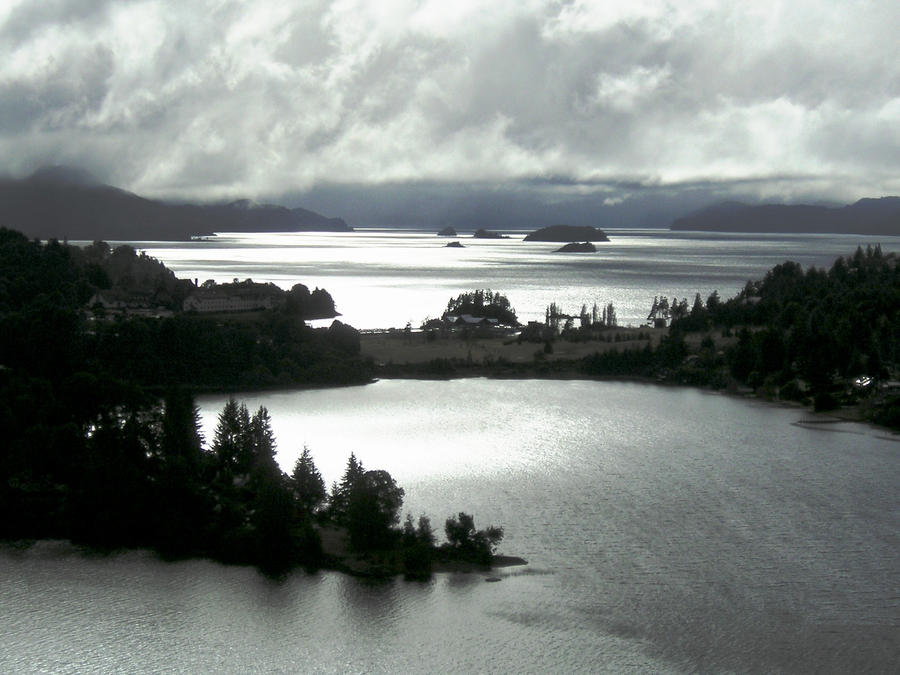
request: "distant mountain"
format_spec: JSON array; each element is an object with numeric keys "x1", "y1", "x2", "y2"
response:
[
  {"x1": 0, "y1": 166, "x2": 352, "y2": 241},
  {"x1": 670, "y1": 197, "x2": 900, "y2": 235}
]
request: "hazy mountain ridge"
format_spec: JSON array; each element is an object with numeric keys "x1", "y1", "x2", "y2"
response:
[
  {"x1": 0, "y1": 167, "x2": 352, "y2": 241},
  {"x1": 671, "y1": 197, "x2": 900, "y2": 235}
]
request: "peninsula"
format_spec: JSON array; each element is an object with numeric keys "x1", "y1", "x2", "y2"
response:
[{"x1": 362, "y1": 248, "x2": 900, "y2": 431}]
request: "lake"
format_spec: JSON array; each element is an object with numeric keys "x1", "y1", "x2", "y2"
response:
[
  {"x1": 3, "y1": 380, "x2": 898, "y2": 673},
  {"x1": 129, "y1": 228, "x2": 900, "y2": 329},
  {"x1": 5, "y1": 229, "x2": 899, "y2": 672}
]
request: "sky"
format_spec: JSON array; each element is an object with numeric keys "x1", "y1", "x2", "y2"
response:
[{"x1": 1, "y1": 0, "x2": 898, "y2": 225}]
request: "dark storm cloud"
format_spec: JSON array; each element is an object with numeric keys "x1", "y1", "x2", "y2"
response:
[{"x1": 0, "y1": 0, "x2": 897, "y2": 207}]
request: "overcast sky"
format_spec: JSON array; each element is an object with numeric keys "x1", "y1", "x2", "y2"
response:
[{"x1": 1, "y1": 0, "x2": 898, "y2": 216}]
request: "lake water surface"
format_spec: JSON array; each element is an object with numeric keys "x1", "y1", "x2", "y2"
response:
[
  {"x1": 131, "y1": 228, "x2": 900, "y2": 329},
  {"x1": 5, "y1": 230, "x2": 899, "y2": 672},
  {"x1": 3, "y1": 380, "x2": 898, "y2": 673}
]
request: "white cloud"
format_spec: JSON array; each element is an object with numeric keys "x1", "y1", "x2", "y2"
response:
[{"x1": 0, "y1": 0, "x2": 897, "y2": 203}]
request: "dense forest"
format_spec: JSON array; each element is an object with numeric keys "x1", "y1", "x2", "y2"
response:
[
  {"x1": 0, "y1": 228, "x2": 372, "y2": 390},
  {"x1": 1, "y1": 386, "x2": 503, "y2": 576},
  {"x1": 578, "y1": 245, "x2": 900, "y2": 426},
  {"x1": 0, "y1": 228, "x2": 505, "y2": 575}
]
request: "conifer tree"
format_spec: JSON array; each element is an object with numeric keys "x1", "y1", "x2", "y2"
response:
[
  {"x1": 291, "y1": 446, "x2": 326, "y2": 517},
  {"x1": 329, "y1": 452, "x2": 364, "y2": 522},
  {"x1": 248, "y1": 405, "x2": 279, "y2": 484},
  {"x1": 212, "y1": 397, "x2": 244, "y2": 475}
]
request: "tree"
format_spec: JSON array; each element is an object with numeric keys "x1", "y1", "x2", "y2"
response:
[
  {"x1": 154, "y1": 388, "x2": 209, "y2": 555},
  {"x1": 691, "y1": 292, "x2": 704, "y2": 316},
  {"x1": 445, "y1": 290, "x2": 518, "y2": 325},
  {"x1": 248, "y1": 405, "x2": 279, "y2": 486},
  {"x1": 605, "y1": 302, "x2": 617, "y2": 327},
  {"x1": 401, "y1": 513, "x2": 436, "y2": 579},
  {"x1": 211, "y1": 398, "x2": 251, "y2": 476},
  {"x1": 160, "y1": 387, "x2": 203, "y2": 471},
  {"x1": 329, "y1": 452, "x2": 365, "y2": 522},
  {"x1": 444, "y1": 512, "x2": 504, "y2": 565},
  {"x1": 346, "y1": 469, "x2": 405, "y2": 551},
  {"x1": 291, "y1": 446, "x2": 326, "y2": 517}
]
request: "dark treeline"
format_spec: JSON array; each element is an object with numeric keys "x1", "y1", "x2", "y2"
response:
[
  {"x1": 582, "y1": 245, "x2": 900, "y2": 425},
  {"x1": 404, "y1": 247, "x2": 899, "y2": 427},
  {"x1": 0, "y1": 227, "x2": 502, "y2": 575},
  {"x1": 1, "y1": 387, "x2": 503, "y2": 576},
  {"x1": 0, "y1": 227, "x2": 373, "y2": 389}
]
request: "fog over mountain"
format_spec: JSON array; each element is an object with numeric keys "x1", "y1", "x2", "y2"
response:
[
  {"x1": 0, "y1": 1, "x2": 898, "y2": 222},
  {"x1": 0, "y1": 167, "x2": 350, "y2": 240}
]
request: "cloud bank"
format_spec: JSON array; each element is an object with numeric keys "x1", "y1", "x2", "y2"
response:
[{"x1": 0, "y1": 0, "x2": 898, "y2": 208}]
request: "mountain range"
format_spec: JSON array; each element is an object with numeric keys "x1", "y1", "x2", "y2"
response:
[
  {"x1": 2, "y1": 166, "x2": 898, "y2": 239},
  {"x1": 670, "y1": 197, "x2": 900, "y2": 236},
  {"x1": 0, "y1": 166, "x2": 351, "y2": 241}
]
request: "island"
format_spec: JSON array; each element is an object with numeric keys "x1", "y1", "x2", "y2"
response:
[
  {"x1": 437, "y1": 226, "x2": 458, "y2": 236},
  {"x1": 473, "y1": 228, "x2": 509, "y2": 239},
  {"x1": 554, "y1": 242, "x2": 596, "y2": 253},
  {"x1": 524, "y1": 224, "x2": 610, "y2": 242},
  {"x1": 445, "y1": 241, "x2": 465, "y2": 248}
]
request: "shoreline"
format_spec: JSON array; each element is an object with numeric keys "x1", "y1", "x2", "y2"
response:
[
  {"x1": 1, "y1": 538, "x2": 528, "y2": 581},
  {"x1": 369, "y1": 367, "x2": 896, "y2": 434},
  {"x1": 357, "y1": 330, "x2": 898, "y2": 435}
]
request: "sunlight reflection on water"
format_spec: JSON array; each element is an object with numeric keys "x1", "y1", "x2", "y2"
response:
[
  {"x1": 4, "y1": 380, "x2": 898, "y2": 673},
  {"x1": 130, "y1": 229, "x2": 900, "y2": 329}
]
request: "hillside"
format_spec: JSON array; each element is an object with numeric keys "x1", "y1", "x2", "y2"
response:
[
  {"x1": 670, "y1": 197, "x2": 900, "y2": 235},
  {"x1": 0, "y1": 166, "x2": 352, "y2": 241}
]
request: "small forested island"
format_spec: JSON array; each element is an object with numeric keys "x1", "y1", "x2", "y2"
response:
[
  {"x1": 524, "y1": 224, "x2": 609, "y2": 242},
  {"x1": 472, "y1": 228, "x2": 509, "y2": 239},
  {"x1": 554, "y1": 242, "x2": 596, "y2": 253},
  {"x1": 445, "y1": 241, "x2": 465, "y2": 248},
  {"x1": 437, "y1": 226, "x2": 458, "y2": 236}
]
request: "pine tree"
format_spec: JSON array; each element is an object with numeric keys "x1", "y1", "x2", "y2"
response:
[
  {"x1": 248, "y1": 406, "x2": 279, "y2": 484},
  {"x1": 291, "y1": 446, "x2": 326, "y2": 517},
  {"x1": 161, "y1": 388, "x2": 203, "y2": 471},
  {"x1": 212, "y1": 397, "x2": 243, "y2": 475},
  {"x1": 330, "y1": 452, "x2": 364, "y2": 522}
]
